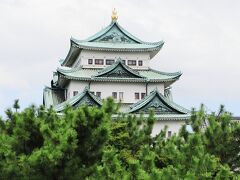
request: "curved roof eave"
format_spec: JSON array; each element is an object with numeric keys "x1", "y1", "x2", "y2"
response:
[
  {"x1": 62, "y1": 38, "x2": 164, "y2": 66},
  {"x1": 71, "y1": 21, "x2": 164, "y2": 46},
  {"x1": 148, "y1": 68, "x2": 182, "y2": 77},
  {"x1": 54, "y1": 87, "x2": 102, "y2": 112},
  {"x1": 61, "y1": 40, "x2": 81, "y2": 67},
  {"x1": 70, "y1": 38, "x2": 164, "y2": 52},
  {"x1": 62, "y1": 20, "x2": 165, "y2": 66},
  {"x1": 56, "y1": 65, "x2": 182, "y2": 84},
  {"x1": 57, "y1": 74, "x2": 180, "y2": 83}
]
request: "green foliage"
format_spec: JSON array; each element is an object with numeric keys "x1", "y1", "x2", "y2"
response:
[
  {"x1": 13, "y1": 99, "x2": 20, "y2": 113},
  {"x1": 0, "y1": 99, "x2": 239, "y2": 179},
  {"x1": 194, "y1": 105, "x2": 240, "y2": 172}
]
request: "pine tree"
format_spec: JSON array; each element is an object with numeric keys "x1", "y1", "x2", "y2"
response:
[
  {"x1": 203, "y1": 106, "x2": 240, "y2": 172},
  {"x1": 0, "y1": 99, "x2": 238, "y2": 179},
  {"x1": 13, "y1": 99, "x2": 20, "y2": 113}
]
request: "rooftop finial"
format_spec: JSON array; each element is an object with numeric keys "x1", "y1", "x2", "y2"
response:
[{"x1": 111, "y1": 8, "x2": 118, "y2": 22}]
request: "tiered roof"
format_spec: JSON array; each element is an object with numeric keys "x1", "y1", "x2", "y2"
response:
[
  {"x1": 43, "y1": 11, "x2": 189, "y2": 121},
  {"x1": 62, "y1": 20, "x2": 164, "y2": 66},
  {"x1": 46, "y1": 86, "x2": 190, "y2": 121},
  {"x1": 55, "y1": 60, "x2": 181, "y2": 87}
]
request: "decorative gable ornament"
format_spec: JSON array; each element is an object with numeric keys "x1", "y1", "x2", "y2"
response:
[
  {"x1": 129, "y1": 89, "x2": 189, "y2": 115},
  {"x1": 97, "y1": 27, "x2": 133, "y2": 43}
]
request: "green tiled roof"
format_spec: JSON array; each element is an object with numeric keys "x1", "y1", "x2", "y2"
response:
[
  {"x1": 57, "y1": 68, "x2": 181, "y2": 82},
  {"x1": 71, "y1": 39, "x2": 164, "y2": 52},
  {"x1": 84, "y1": 21, "x2": 144, "y2": 43},
  {"x1": 70, "y1": 21, "x2": 164, "y2": 51},
  {"x1": 112, "y1": 114, "x2": 190, "y2": 121},
  {"x1": 128, "y1": 88, "x2": 190, "y2": 114},
  {"x1": 54, "y1": 87, "x2": 102, "y2": 112},
  {"x1": 62, "y1": 21, "x2": 164, "y2": 66},
  {"x1": 57, "y1": 61, "x2": 181, "y2": 83}
]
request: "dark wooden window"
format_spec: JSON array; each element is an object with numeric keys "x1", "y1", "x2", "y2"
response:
[
  {"x1": 138, "y1": 60, "x2": 143, "y2": 66},
  {"x1": 119, "y1": 92, "x2": 124, "y2": 101},
  {"x1": 141, "y1": 93, "x2": 146, "y2": 99},
  {"x1": 135, "y1": 92, "x2": 139, "y2": 100},
  {"x1": 112, "y1": 92, "x2": 117, "y2": 99},
  {"x1": 122, "y1": 60, "x2": 126, "y2": 64},
  {"x1": 128, "y1": 60, "x2": 136, "y2": 66},
  {"x1": 96, "y1": 92, "x2": 101, "y2": 98},
  {"x1": 90, "y1": 91, "x2": 94, "y2": 95},
  {"x1": 95, "y1": 59, "x2": 104, "y2": 65},
  {"x1": 106, "y1": 59, "x2": 115, "y2": 65},
  {"x1": 73, "y1": 91, "x2": 78, "y2": 96},
  {"x1": 88, "y1": 59, "x2": 93, "y2": 64}
]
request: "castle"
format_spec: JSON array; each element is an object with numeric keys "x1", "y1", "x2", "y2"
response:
[{"x1": 43, "y1": 9, "x2": 190, "y2": 136}]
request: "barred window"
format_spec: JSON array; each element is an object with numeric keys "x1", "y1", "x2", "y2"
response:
[
  {"x1": 95, "y1": 59, "x2": 104, "y2": 65},
  {"x1": 135, "y1": 92, "x2": 139, "y2": 100},
  {"x1": 128, "y1": 60, "x2": 136, "y2": 66},
  {"x1": 106, "y1": 59, "x2": 115, "y2": 65},
  {"x1": 141, "y1": 93, "x2": 146, "y2": 99},
  {"x1": 88, "y1": 59, "x2": 93, "y2": 64}
]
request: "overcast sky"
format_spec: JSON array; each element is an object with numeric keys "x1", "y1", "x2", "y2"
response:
[{"x1": 0, "y1": 0, "x2": 239, "y2": 116}]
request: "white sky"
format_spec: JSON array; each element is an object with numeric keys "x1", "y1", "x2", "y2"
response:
[{"x1": 0, "y1": 0, "x2": 239, "y2": 116}]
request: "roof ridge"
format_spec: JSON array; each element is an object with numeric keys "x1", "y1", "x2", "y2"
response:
[
  {"x1": 71, "y1": 21, "x2": 164, "y2": 45},
  {"x1": 114, "y1": 22, "x2": 143, "y2": 43},
  {"x1": 148, "y1": 68, "x2": 182, "y2": 76},
  {"x1": 71, "y1": 42, "x2": 163, "y2": 52},
  {"x1": 71, "y1": 21, "x2": 116, "y2": 43},
  {"x1": 57, "y1": 66, "x2": 83, "y2": 73}
]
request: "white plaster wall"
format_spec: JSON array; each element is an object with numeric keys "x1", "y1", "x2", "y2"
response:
[
  {"x1": 66, "y1": 80, "x2": 89, "y2": 99},
  {"x1": 66, "y1": 80, "x2": 165, "y2": 102},
  {"x1": 78, "y1": 50, "x2": 151, "y2": 69},
  {"x1": 147, "y1": 83, "x2": 165, "y2": 95},
  {"x1": 90, "y1": 81, "x2": 146, "y2": 104},
  {"x1": 152, "y1": 120, "x2": 185, "y2": 137}
]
